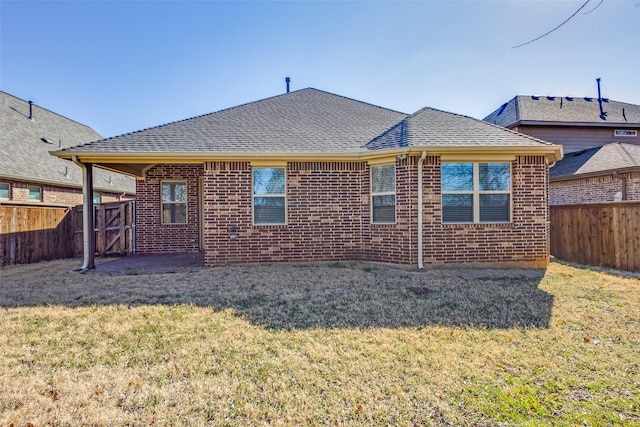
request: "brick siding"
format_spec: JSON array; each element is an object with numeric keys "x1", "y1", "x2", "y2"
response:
[
  {"x1": 550, "y1": 171, "x2": 640, "y2": 204},
  {"x1": 135, "y1": 164, "x2": 204, "y2": 254},
  {"x1": 135, "y1": 156, "x2": 551, "y2": 268},
  {"x1": 0, "y1": 179, "x2": 126, "y2": 205},
  {"x1": 421, "y1": 155, "x2": 549, "y2": 267}
]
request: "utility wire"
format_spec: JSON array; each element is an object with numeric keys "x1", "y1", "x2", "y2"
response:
[
  {"x1": 583, "y1": 0, "x2": 604, "y2": 14},
  {"x1": 512, "y1": 0, "x2": 592, "y2": 48}
]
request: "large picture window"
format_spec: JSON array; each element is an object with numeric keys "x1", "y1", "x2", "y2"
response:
[
  {"x1": 253, "y1": 168, "x2": 286, "y2": 225},
  {"x1": 441, "y1": 162, "x2": 511, "y2": 223},
  {"x1": 161, "y1": 181, "x2": 187, "y2": 224},
  {"x1": 371, "y1": 164, "x2": 396, "y2": 223}
]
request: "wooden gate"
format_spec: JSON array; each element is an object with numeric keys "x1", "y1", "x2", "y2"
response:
[{"x1": 73, "y1": 201, "x2": 135, "y2": 257}]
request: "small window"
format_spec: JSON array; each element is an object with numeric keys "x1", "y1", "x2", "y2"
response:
[
  {"x1": 29, "y1": 185, "x2": 41, "y2": 201},
  {"x1": 442, "y1": 162, "x2": 511, "y2": 224},
  {"x1": 614, "y1": 129, "x2": 637, "y2": 137},
  {"x1": 0, "y1": 183, "x2": 9, "y2": 200},
  {"x1": 93, "y1": 192, "x2": 101, "y2": 204},
  {"x1": 161, "y1": 181, "x2": 187, "y2": 224},
  {"x1": 371, "y1": 164, "x2": 396, "y2": 223},
  {"x1": 253, "y1": 168, "x2": 286, "y2": 225}
]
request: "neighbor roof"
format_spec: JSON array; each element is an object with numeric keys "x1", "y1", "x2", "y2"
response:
[
  {"x1": 550, "y1": 142, "x2": 640, "y2": 179},
  {"x1": 53, "y1": 88, "x2": 562, "y2": 171},
  {"x1": 1, "y1": 91, "x2": 135, "y2": 195},
  {"x1": 484, "y1": 95, "x2": 640, "y2": 128}
]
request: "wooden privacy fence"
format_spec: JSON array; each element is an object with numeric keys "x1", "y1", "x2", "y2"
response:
[
  {"x1": 550, "y1": 202, "x2": 640, "y2": 272},
  {"x1": 72, "y1": 201, "x2": 135, "y2": 257},
  {"x1": 0, "y1": 205, "x2": 74, "y2": 266},
  {"x1": 1, "y1": 201, "x2": 134, "y2": 266}
]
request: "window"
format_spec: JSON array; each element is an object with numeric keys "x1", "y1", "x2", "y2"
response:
[
  {"x1": 441, "y1": 162, "x2": 511, "y2": 223},
  {"x1": 614, "y1": 129, "x2": 637, "y2": 137},
  {"x1": 371, "y1": 164, "x2": 396, "y2": 223},
  {"x1": 0, "y1": 183, "x2": 9, "y2": 200},
  {"x1": 93, "y1": 192, "x2": 101, "y2": 204},
  {"x1": 253, "y1": 168, "x2": 286, "y2": 225},
  {"x1": 161, "y1": 181, "x2": 187, "y2": 224},
  {"x1": 29, "y1": 185, "x2": 41, "y2": 201}
]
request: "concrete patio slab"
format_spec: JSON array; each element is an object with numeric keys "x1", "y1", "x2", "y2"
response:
[{"x1": 96, "y1": 252, "x2": 205, "y2": 272}]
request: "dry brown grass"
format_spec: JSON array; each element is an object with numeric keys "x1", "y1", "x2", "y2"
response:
[{"x1": 0, "y1": 259, "x2": 638, "y2": 425}]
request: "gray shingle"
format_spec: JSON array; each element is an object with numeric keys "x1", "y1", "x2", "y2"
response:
[
  {"x1": 403, "y1": 107, "x2": 554, "y2": 148},
  {"x1": 59, "y1": 88, "x2": 408, "y2": 154},
  {"x1": 57, "y1": 88, "x2": 556, "y2": 157},
  {"x1": 484, "y1": 96, "x2": 640, "y2": 127},
  {"x1": 1, "y1": 91, "x2": 135, "y2": 194},
  {"x1": 550, "y1": 142, "x2": 640, "y2": 178}
]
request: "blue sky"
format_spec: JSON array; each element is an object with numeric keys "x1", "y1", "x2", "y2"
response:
[{"x1": 1, "y1": 0, "x2": 639, "y2": 139}]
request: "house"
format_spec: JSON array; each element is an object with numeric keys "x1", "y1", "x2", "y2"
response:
[
  {"x1": 549, "y1": 142, "x2": 640, "y2": 204},
  {"x1": 484, "y1": 95, "x2": 640, "y2": 204},
  {"x1": 0, "y1": 91, "x2": 135, "y2": 206},
  {"x1": 53, "y1": 88, "x2": 562, "y2": 269}
]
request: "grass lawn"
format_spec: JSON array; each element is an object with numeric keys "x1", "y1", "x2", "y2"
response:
[{"x1": 0, "y1": 259, "x2": 638, "y2": 425}]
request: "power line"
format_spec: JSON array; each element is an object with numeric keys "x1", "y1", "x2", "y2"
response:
[{"x1": 512, "y1": 0, "x2": 592, "y2": 49}]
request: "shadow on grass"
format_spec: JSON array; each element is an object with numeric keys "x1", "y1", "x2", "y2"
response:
[{"x1": 0, "y1": 261, "x2": 553, "y2": 330}]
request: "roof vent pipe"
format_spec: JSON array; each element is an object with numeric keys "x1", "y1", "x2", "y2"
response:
[
  {"x1": 28, "y1": 101, "x2": 34, "y2": 120},
  {"x1": 285, "y1": 77, "x2": 291, "y2": 93},
  {"x1": 596, "y1": 78, "x2": 607, "y2": 120}
]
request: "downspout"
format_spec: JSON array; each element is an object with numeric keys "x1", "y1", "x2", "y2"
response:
[
  {"x1": 72, "y1": 156, "x2": 95, "y2": 271},
  {"x1": 417, "y1": 151, "x2": 427, "y2": 270}
]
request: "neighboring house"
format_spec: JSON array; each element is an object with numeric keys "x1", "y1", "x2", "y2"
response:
[
  {"x1": 53, "y1": 88, "x2": 562, "y2": 268},
  {"x1": 1, "y1": 91, "x2": 135, "y2": 206},
  {"x1": 484, "y1": 95, "x2": 640, "y2": 204},
  {"x1": 549, "y1": 142, "x2": 640, "y2": 204}
]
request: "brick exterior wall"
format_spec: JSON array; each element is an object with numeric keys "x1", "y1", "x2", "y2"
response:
[
  {"x1": 550, "y1": 171, "x2": 640, "y2": 205},
  {"x1": 135, "y1": 164, "x2": 204, "y2": 254},
  {"x1": 135, "y1": 156, "x2": 551, "y2": 268},
  {"x1": 628, "y1": 172, "x2": 640, "y2": 200},
  {"x1": 421, "y1": 156, "x2": 549, "y2": 267},
  {"x1": 0, "y1": 179, "x2": 126, "y2": 206}
]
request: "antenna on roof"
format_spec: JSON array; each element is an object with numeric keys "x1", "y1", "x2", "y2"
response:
[
  {"x1": 28, "y1": 101, "x2": 34, "y2": 120},
  {"x1": 285, "y1": 77, "x2": 291, "y2": 93},
  {"x1": 596, "y1": 78, "x2": 607, "y2": 121}
]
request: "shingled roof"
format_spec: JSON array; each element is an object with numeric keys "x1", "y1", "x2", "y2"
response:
[
  {"x1": 1, "y1": 91, "x2": 135, "y2": 194},
  {"x1": 53, "y1": 88, "x2": 562, "y2": 170},
  {"x1": 550, "y1": 142, "x2": 640, "y2": 179},
  {"x1": 484, "y1": 95, "x2": 640, "y2": 128},
  {"x1": 364, "y1": 106, "x2": 557, "y2": 150},
  {"x1": 57, "y1": 88, "x2": 408, "y2": 154}
]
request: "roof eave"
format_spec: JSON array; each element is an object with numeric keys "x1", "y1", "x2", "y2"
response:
[
  {"x1": 550, "y1": 165, "x2": 640, "y2": 182},
  {"x1": 518, "y1": 120, "x2": 640, "y2": 128},
  {"x1": 53, "y1": 144, "x2": 563, "y2": 175},
  {"x1": 0, "y1": 171, "x2": 135, "y2": 194}
]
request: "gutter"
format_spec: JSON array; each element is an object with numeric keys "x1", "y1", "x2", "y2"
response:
[
  {"x1": 417, "y1": 151, "x2": 427, "y2": 270},
  {"x1": 52, "y1": 145, "x2": 563, "y2": 169}
]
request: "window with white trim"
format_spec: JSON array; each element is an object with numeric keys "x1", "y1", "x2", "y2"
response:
[
  {"x1": 161, "y1": 181, "x2": 187, "y2": 224},
  {"x1": 371, "y1": 164, "x2": 396, "y2": 223},
  {"x1": 253, "y1": 167, "x2": 286, "y2": 225},
  {"x1": 441, "y1": 162, "x2": 511, "y2": 223},
  {"x1": 29, "y1": 185, "x2": 41, "y2": 202},
  {"x1": 0, "y1": 183, "x2": 9, "y2": 200}
]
